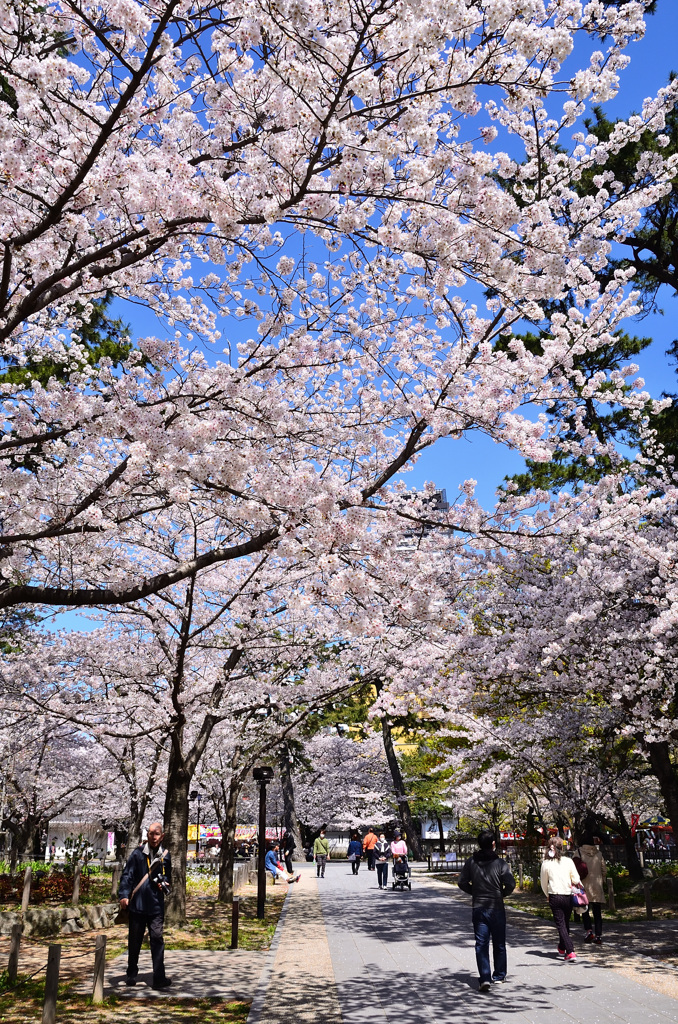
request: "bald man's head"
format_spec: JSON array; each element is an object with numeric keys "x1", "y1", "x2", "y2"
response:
[{"x1": 147, "y1": 823, "x2": 164, "y2": 849}]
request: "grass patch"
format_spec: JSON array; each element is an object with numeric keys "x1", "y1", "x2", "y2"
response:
[{"x1": 165, "y1": 882, "x2": 285, "y2": 952}]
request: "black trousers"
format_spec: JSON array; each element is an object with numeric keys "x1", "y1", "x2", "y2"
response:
[
  {"x1": 582, "y1": 901, "x2": 603, "y2": 937},
  {"x1": 548, "y1": 894, "x2": 574, "y2": 954},
  {"x1": 284, "y1": 854, "x2": 293, "y2": 874},
  {"x1": 376, "y1": 862, "x2": 388, "y2": 887},
  {"x1": 127, "y1": 911, "x2": 166, "y2": 983},
  {"x1": 351, "y1": 857, "x2": 361, "y2": 874},
  {"x1": 366, "y1": 848, "x2": 376, "y2": 870}
]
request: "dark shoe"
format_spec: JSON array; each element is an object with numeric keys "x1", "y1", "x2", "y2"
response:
[
  {"x1": 152, "y1": 978, "x2": 172, "y2": 991},
  {"x1": 479, "y1": 980, "x2": 491, "y2": 992},
  {"x1": 124, "y1": 975, "x2": 137, "y2": 987},
  {"x1": 584, "y1": 930, "x2": 594, "y2": 943},
  {"x1": 594, "y1": 936, "x2": 603, "y2": 944}
]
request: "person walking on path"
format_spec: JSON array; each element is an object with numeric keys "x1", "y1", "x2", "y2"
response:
[
  {"x1": 362, "y1": 828, "x2": 378, "y2": 871},
  {"x1": 391, "y1": 831, "x2": 408, "y2": 859},
  {"x1": 118, "y1": 822, "x2": 172, "y2": 991},
  {"x1": 540, "y1": 836, "x2": 581, "y2": 962},
  {"x1": 314, "y1": 830, "x2": 330, "y2": 877},
  {"x1": 265, "y1": 844, "x2": 301, "y2": 885},
  {"x1": 576, "y1": 831, "x2": 607, "y2": 945},
  {"x1": 458, "y1": 829, "x2": 515, "y2": 992},
  {"x1": 347, "y1": 833, "x2": 363, "y2": 875},
  {"x1": 281, "y1": 831, "x2": 296, "y2": 874},
  {"x1": 374, "y1": 833, "x2": 390, "y2": 889}
]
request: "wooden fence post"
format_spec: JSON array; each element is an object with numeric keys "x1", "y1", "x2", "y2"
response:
[
  {"x1": 231, "y1": 897, "x2": 240, "y2": 949},
  {"x1": 72, "y1": 864, "x2": 81, "y2": 907},
  {"x1": 42, "y1": 944, "x2": 61, "y2": 1024},
  {"x1": 21, "y1": 866, "x2": 32, "y2": 914},
  {"x1": 644, "y1": 882, "x2": 653, "y2": 920},
  {"x1": 518, "y1": 863, "x2": 524, "y2": 890},
  {"x1": 92, "y1": 934, "x2": 107, "y2": 1004},
  {"x1": 7, "y1": 922, "x2": 21, "y2": 985},
  {"x1": 111, "y1": 864, "x2": 121, "y2": 898},
  {"x1": 607, "y1": 877, "x2": 616, "y2": 913}
]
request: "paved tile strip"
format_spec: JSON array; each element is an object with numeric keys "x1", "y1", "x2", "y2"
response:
[
  {"x1": 248, "y1": 869, "x2": 342, "y2": 1024},
  {"x1": 72, "y1": 947, "x2": 268, "y2": 1000}
]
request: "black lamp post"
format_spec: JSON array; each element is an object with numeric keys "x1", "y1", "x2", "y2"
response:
[{"x1": 253, "y1": 766, "x2": 274, "y2": 919}]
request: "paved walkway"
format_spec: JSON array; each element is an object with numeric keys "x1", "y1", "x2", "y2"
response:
[
  {"x1": 74, "y1": 947, "x2": 267, "y2": 1000},
  {"x1": 299, "y1": 861, "x2": 678, "y2": 1024}
]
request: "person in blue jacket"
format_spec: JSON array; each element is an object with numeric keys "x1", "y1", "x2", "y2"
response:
[
  {"x1": 118, "y1": 822, "x2": 172, "y2": 990},
  {"x1": 347, "y1": 834, "x2": 363, "y2": 875},
  {"x1": 265, "y1": 843, "x2": 301, "y2": 884}
]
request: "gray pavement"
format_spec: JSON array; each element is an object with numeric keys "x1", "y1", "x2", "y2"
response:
[
  {"x1": 74, "y1": 947, "x2": 267, "y2": 1000},
  {"x1": 316, "y1": 861, "x2": 678, "y2": 1024}
]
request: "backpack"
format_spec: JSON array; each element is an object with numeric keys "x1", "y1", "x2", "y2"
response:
[{"x1": 573, "y1": 849, "x2": 589, "y2": 880}]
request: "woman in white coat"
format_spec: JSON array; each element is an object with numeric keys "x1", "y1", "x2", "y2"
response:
[{"x1": 540, "y1": 836, "x2": 581, "y2": 962}]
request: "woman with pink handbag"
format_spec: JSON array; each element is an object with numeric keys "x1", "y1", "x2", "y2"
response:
[{"x1": 540, "y1": 837, "x2": 582, "y2": 962}]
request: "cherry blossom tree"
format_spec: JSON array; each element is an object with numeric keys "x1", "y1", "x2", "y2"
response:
[
  {"x1": 1, "y1": 0, "x2": 675, "y2": 619},
  {"x1": 292, "y1": 732, "x2": 394, "y2": 834},
  {"x1": 415, "y1": 460, "x2": 678, "y2": 838}
]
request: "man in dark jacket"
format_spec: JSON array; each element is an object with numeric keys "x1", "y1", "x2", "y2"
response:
[
  {"x1": 118, "y1": 822, "x2": 172, "y2": 989},
  {"x1": 458, "y1": 830, "x2": 515, "y2": 991}
]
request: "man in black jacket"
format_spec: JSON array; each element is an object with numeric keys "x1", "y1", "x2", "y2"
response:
[
  {"x1": 118, "y1": 822, "x2": 172, "y2": 990},
  {"x1": 458, "y1": 830, "x2": 515, "y2": 991}
]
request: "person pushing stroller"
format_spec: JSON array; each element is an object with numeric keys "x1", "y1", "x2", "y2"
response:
[{"x1": 390, "y1": 831, "x2": 412, "y2": 891}]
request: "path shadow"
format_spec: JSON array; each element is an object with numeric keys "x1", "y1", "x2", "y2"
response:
[{"x1": 334, "y1": 965, "x2": 597, "y2": 1024}]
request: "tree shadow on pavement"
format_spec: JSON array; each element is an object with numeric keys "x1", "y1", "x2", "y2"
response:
[{"x1": 334, "y1": 967, "x2": 598, "y2": 1024}]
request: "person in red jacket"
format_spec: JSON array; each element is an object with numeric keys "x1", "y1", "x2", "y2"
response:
[{"x1": 362, "y1": 828, "x2": 378, "y2": 871}]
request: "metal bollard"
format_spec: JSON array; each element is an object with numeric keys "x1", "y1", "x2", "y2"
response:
[
  {"x1": 72, "y1": 864, "x2": 81, "y2": 907},
  {"x1": 7, "y1": 922, "x2": 21, "y2": 985},
  {"x1": 644, "y1": 882, "x2": 653, "y2": 920},
  {"x1": 607, "y1": 877, "x2": 616, "y2": 913},
  {"x1": 21, "y1": 866, "x2": 32, "y2": 914},
  {"x1": 231, "y1": 897, "x2": 240, "y2": 949},
  {"x1": 42, "y1": 944, "x2": 61, "y2": 1024},
  {"x1": 92, "y1": 934, "x2": 107, "y2": 1003}
]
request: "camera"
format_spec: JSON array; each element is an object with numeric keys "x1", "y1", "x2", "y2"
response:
[{"x1": 152, "y1": 875, "x2": 171, "y2": 896}]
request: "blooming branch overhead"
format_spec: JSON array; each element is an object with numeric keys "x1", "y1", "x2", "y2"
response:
[{"x1": 1, "y1": 0, "x2": 675, "y2": 609}]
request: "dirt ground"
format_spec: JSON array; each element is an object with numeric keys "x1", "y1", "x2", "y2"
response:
[{"x1": 0, "y1": 878, "x2": 286, "y2": 1024}]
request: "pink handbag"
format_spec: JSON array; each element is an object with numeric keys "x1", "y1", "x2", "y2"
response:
[{"x1": 571, "y1": 883, "x2": 589, "y2": 907}]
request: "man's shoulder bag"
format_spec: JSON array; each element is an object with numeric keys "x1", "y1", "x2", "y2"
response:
[{"x1": 115, "y1": 850, "x2": 167, "y2": 925}]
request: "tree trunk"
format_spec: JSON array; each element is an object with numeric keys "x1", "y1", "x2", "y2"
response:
[
  {"x1": 163, "y1": 750, "x2": 192, "y2": 926},
  {"x1": 126, "y1": 797, "x2": 142, "y2": 862},
  {"x1": 646, "y1": 740, "x2": 678, "y2": 830},
  {"x1": 279, "y1": 745, "x2": 303, "y2": 858},
  {"x1": 380, "y1": 716, "x2": 423, "y2": 859},
  {"x1": 218, "y1": 775, "x2": 241, "y2": 904},
  {"x1": 9, "y1": 833, "x2": 18, "y2": 873},
  {"x1": 435, "y1": 812, "x2": 446, "y2": 855}
]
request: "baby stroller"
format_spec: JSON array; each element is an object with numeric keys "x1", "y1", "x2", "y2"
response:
[{"x1": 392, "y1": 855, "x2": 412, "y2": 891}]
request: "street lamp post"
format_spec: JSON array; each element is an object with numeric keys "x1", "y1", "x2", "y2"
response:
[{"x1": 253, "y1": 766, "x2": 274, "y2": 919}]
